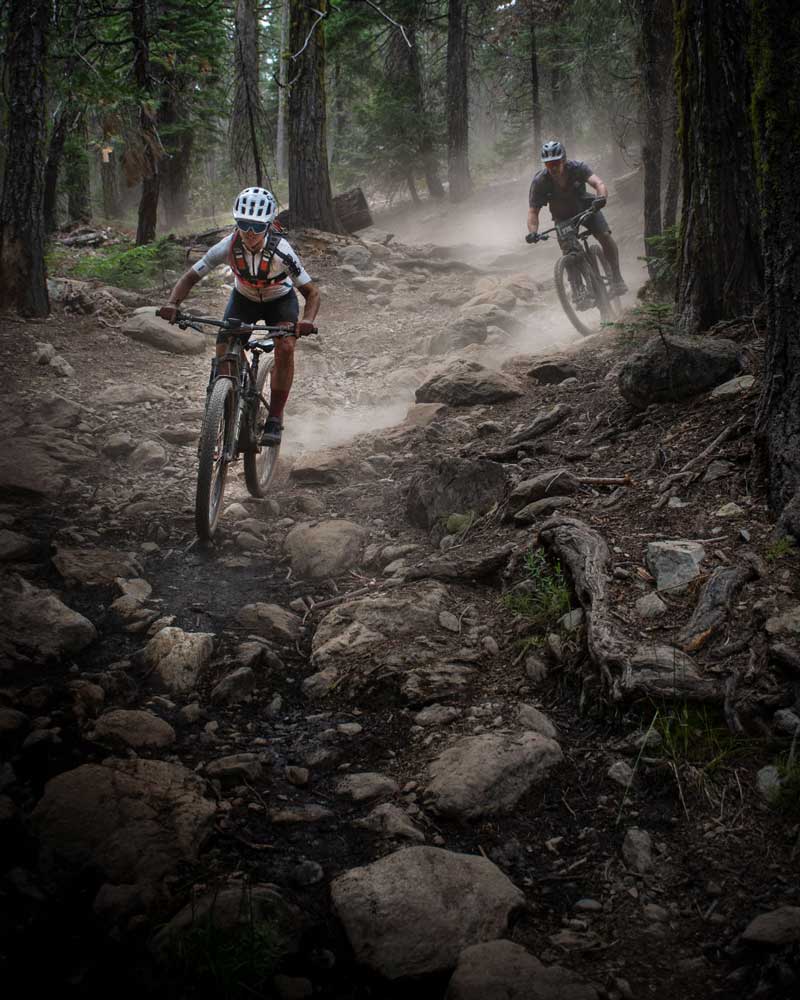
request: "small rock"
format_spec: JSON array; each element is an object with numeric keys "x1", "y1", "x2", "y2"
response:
[
  {"x1": 756, "y1": 765, "x2": 782, "y2": 803},
  {"x1": 741, "y1": 906, "x2": 800, "y2": 946},
  {"x1": 607, "y1": 761, "x2": 634, "y2": 788},
  {"x1": 206, "y1": 753, "x2": 262, "y2": 783},
  {"x1": 635, "y1": 592, "x2": 668, "y2": 619},
  {"x1": 286, "y1": 766, "x2": 309, "y2": 787},
  {"x1": 516, "y1": 704, "x2": 558, "y2": 739},
  {"x1": 439, "y1": 610, "x2": 461, "y2": 633},
  {"x1": 622, "y1": 827, "x2": 653, "y2": 874},
  {"x1": 715, "y1": 502, "x2": 744, "y2": 517},
  {"x1": 337, "y1": 772, "x2": 398, "y2": 802},
  {"x1": 210, "y1": 667, "x2": 256, "y2": 705}
]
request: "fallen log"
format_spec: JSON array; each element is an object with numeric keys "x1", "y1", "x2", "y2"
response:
[{"x1": 333, "y1": 187, "x2": 373, "y2": 233}]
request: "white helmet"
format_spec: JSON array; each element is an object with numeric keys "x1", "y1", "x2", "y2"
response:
[{"x1": 232, "y1": 187, "x2": 277, "y2": 225}]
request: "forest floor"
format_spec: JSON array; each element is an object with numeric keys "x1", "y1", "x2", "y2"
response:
[{"x1": 1, "y1": 179, "x2": 799, "y2": 1000}]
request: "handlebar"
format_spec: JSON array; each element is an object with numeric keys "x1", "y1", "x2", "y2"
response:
[
  {"x1": 170, "y1": 311, "x2": 317, "y2": 339},
  {"x1": 526, "y1": 206, "x2": 597, "y2": 244}
]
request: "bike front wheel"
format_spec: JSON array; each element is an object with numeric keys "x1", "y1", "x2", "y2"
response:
[
  {"x1": 554, "y1": 254, "x2": 595, "y2": 338},
  {"x1": 195, "y1": 378, "x2": 234, "y2": 541},
  {"x1": 244, "y1": 356, "x2": 280, "y2": 498},
  {"x1": 589, "y1": 245, "x2": 620, "y2": 320}
]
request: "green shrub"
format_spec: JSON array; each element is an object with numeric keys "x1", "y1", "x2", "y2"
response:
[
  {"x1": 72, "y1": 237, "x2": 185, "y2": 290},
  {"x1": 502, "y1": 549, "x2": 571, "y2": 633}
]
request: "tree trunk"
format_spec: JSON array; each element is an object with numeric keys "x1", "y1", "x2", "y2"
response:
[
  {"x1": 66, "y1": 112, "x2": 91, "y2": 225},
  {"x1": 446, "y1": 0, "x2": 471, "y2": 202},
  {"x1": 159, "y1": 84, "x2": 194, "y2": 230},
  {"x1": 662, "y1": 114, "x2": 680, "y2": 230},
  {"x1": 0, "y1": 0, "x2": 50, "y2": 317},
  {"x1": 287, "y1": 0, "x2": 342, "y2": 231},
  {"x1": 752, "y1": 4, "x2": 800, "y2": 519},
  {"x1": 385, "y1": 16, "x2": 444, "y2": 200},
  {"x1": 231, "y1": 0, "x2": 265, "y2": 187},
  {"x1": 528, "y1": 1, "x2": 542, "y2": 154},
  {"x1": 674, "y1": 0, "x2": 763, "y2": 333},
  {"x1": 132, "y1": 0, "x2": 160, "y2": 244},
  {"x1": 635, "y1": 0, "x2": 670, "y2": 279},
  {"x1": 43, "y1": 105, "x2": 68, "y2": 234},
  {"x1": 276, "y1": 0, "x2": 290, "y2": 180},
  {"x1": 100, "y1": 147, "x2": 122, "y2": 219}
]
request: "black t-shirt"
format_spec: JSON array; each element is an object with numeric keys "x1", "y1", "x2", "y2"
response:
[{"x1": 529, "y1": 160, "x2": 594, "y2": 221}]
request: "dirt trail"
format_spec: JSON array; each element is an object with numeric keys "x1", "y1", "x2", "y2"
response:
[{"x1": 1, "y1": 187, "x2": 797, "y2": 1000}]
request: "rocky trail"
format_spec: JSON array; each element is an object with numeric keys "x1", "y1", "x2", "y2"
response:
[{"x1": 1, "y1": 188, "x2": 799, "y2": 1000}]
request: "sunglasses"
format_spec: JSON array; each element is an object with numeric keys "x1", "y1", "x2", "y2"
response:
[{"x1": 238, "y1": 220, "x2": 268, "y2": 234}]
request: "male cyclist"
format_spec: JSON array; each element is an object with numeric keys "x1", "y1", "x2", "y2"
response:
[
  {"x1": 159, "y1": 187, "x2": 320, "y2": 446},
  {"x1": 526, "y1": 139, "x2": 628, "y2": 299}
]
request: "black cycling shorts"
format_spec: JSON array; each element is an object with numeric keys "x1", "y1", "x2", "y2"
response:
[
  {"x1": 583, "y1": 210, "x2": 611, "y2": 237},
  {"x1": 217, "y1": 288, "x2": 299, "y2": 344}
]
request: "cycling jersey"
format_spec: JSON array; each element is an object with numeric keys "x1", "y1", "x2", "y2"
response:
[
  {"x1": 529, "y1": 160, "x2": 594, "y2": 221},
  {"x1": 192, "y1": 232, "x2": 311, "y2": 303}
]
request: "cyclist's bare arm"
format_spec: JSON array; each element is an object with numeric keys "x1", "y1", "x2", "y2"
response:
[
  {"x1": 160, "y1": 268, "x2": 202, "y2": 323},
  {"x1": 586, "y1": 174, "x2": 609, "y2": 199},
  {"x1": 527, "y1": 206, "x2": 541, "y2": 234},
  {"x1": 297, "y1": 279, "x2": 321, "y2": 323}
]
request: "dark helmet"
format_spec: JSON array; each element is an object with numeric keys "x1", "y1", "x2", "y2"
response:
[{"x1": 541, "y1": 139, "x2": 565, "y2": 162}]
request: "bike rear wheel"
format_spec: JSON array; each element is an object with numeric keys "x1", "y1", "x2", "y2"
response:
[
  {"x1": 554, "y1": 254, "x2": 595, "y2": 338},
  {"x1": 244, "y1": 356, "x2": 280, "y2": 498},
  {"x1": 195, "y1": 378, "x2": 234, "y2": 541}
]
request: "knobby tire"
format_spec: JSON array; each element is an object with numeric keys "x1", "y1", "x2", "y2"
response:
[
  {"x1": 589, "y1": 245, "x2": 620, "y2": 320},
  {"x1": 195, "y1": 378, "x2": 234, "y2": 542},
  {"x1": 554, "y1": 254, "x2": 594, "y2": 338},
  {"x1": 244, "y1": 357, "x2": 280, "y2": 498}
]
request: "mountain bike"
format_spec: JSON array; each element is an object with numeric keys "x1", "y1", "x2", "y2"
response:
[
  {"x1": 527, "y1": 207, "x2": 621, "y2": 338},
  {"x1": 175, "y1": 312, "x2": 316, "y2": 542}
]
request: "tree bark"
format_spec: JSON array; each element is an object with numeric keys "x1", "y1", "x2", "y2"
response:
[
  {"x1": 287, "y1": 0, "x2": 342, "y2": 231},
  {"x1": 43, "y1": 105, "x2": 68, "y2": 234},
  {"x1": 662, "y1": 97, "x2": 680, "y2": 230},
  {"x1": 132, "y1": 0, "x2": 160, "y2": 245},
  {"x1": 446, "y1": 0, "x2": 471, "y2": 202},
  {"x1": 674, "y1": 0, "x2": 763, "y2": 333},
  {"x1": 528, "y1": 1, "x2": 542, "y2": 154},
  {"x1": 100, "y1": 145, "x2": 122, "y2": 220},
  {"x1": 0, "y1": 0, "x2": 50, "y2": 317},
  {"x1": 232, "y1": 0, "x2": 265, "y2": 187},
  {"x1": 66, "y1": 112, "x2": 91, "y2": 225},
  {"x1": 276, "y1": 0, "x2": 290, "y2": 180},
  {"x1": 635, "y1": 0, "x2": 671, "y2": 279},
  {"x1": 385, "y1": 14, "x2": 444, "y2": 200},
  {"x1": 752, "y1": 4, "x2": 800, "y2": 518}
]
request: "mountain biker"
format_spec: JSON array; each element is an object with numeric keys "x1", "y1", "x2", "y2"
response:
[
  {"x1": 526, "y1": 140, "x2": 628, "y2": 298},
  {"x1": 159, "y1": 187, "x2": 320, "y2": 446}
]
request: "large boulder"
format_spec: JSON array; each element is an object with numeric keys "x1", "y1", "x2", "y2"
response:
[
  {"x1": 446, "y1": 940, "x2": 599, "y2": 1000},
  {"x1": 285, "y1": 519, "x2": 367, "y2": 579},
  {"x1": 52, "y1": 545, "x2": 141, "y2": 586},
  {"x1": 0, "y1": 441, "x2": 67, "y2": 498},
  {"x1": 330, "y1": 846, "x2": 524, "y2": 979},
  {"x1": 289, "y1": 447, "x2": 345, "y2": 485},
  {"x1": 618, "y1": 335, "x2": 743, "y2": 409},
  {"x1": 92, "y1": 710, "x2": 176, "y2": 749},
  {"x1": 1, "y1": 576, "x2": 96, "y2": 662},
  {"x1": 32, "y1": 758, "x2": 216, "y2": 883},
  {"x1": 142, "y1": 627, "x2": 215, "y2": 694},
  {"x1": 416, "y1": 361, "x2": 523, "y2": 407},
  {"x1": 425, "y1": 733, "x2": 563, "y2": 820},
  {"x1": 406, "y1": 457, "x2": 507, "y2": 532},
  {"x1": 121, "y1": 308, "x2": 207, "y2": 355},
  {"x1": 235, "y1": 603, "x2": 301, "y2": 644}
]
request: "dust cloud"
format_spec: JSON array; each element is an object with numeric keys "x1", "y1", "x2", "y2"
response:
[{"x1": 280, "y1": 161, "x2": 645, "y2": 458}]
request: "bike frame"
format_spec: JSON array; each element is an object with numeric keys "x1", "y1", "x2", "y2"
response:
[{"x1": 176, "y1": 314, "x2": 299, "y2": 462}]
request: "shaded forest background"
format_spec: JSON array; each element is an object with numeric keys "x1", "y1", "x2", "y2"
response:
[{"x1": 0, "y1": 0, "x2": 798, "y2": 522}]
